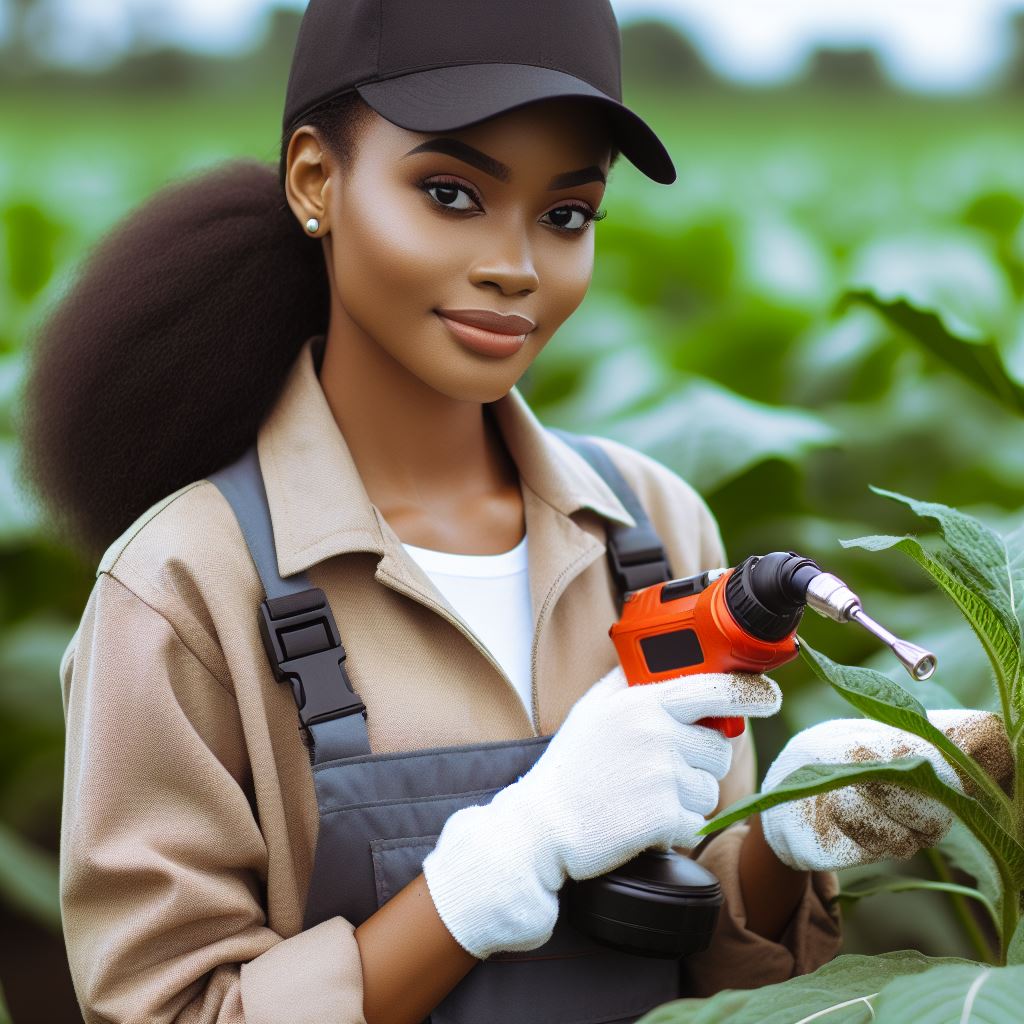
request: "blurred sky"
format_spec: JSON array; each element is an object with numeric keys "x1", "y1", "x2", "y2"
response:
[{"x1": 3, "y1": 0, "x2": 1024, "y2": 92}]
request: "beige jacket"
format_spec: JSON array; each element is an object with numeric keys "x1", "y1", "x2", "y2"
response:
[{"x1": 59, "y1": 336, "x2": 841, "y2": 1024}]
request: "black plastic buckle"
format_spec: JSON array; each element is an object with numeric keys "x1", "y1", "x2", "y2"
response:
[
  {"x1": 606, "y1": 522, "x2": 672, "y2": 599},
  {"x1": 258, "y1": 587, "x2": 365, "y2": 731}
]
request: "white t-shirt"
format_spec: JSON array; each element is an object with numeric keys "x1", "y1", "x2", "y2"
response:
[{"x1": 402, "y1": 534, "x2": 535, "y2": 725}]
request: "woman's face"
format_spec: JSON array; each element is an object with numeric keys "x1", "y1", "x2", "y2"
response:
[{"x1": 290, "y1": 97, "x2": 613, "y2": 404}]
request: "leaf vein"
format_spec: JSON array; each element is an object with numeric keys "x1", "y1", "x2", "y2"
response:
[
  {"x1": 793, "y1": 992, "x2": 879, "y2": 1024},
  {"x1": 959, "y1": 968, "x2": 990, "y2": 1024}
]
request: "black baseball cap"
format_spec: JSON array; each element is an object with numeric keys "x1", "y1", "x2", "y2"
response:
[{"x1": 283, "y1": 0, "x2": 677, "y2": 185}]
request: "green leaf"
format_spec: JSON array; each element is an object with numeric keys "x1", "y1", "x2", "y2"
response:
[
  {"x1": 841, "y1": 290, "x2": 1024, "y2": 415},
  {"x1": 2, "y1": 202, "x2": 63, "y2": 303},
  {"x1": 0, "y1": 819, "x2": 60, "y2": 931},
  {"x1": 963, "y1": 191, "x2": 1024, "y2": 242},
  {"x1": 600, "y1": 377, "x2": 836, "y2": 493},
  {"x1": 637, "y1": 951, "x2": 976, "y2": 1024},
  {"x1": 835, "y1": 874, "x2": 999, "y2": 932},
  {"x1": 939, "y1": 821, "x2": 1003, "y2": 919},
  {"x1": 869, "y1": 489, "x2": 1022, "y2": 620},
  {"x1": 0, "y1": 437, "x2": 41, "y2": 542},
  {"x1": 799, "y1": 642, "x2": 1014, "y2": 822},
  {"x1": 0, "y1": 978, "x2": 10, "y2": 1024},
  {"x1": 699, "y1": 756, "x2": 1024, "y2": 887},
  {"x1": 841, "y1": 530, "x2": 1021, "y2": 723},
  {"x1": 799, "y1": 640, "x2": 926, "y2": 721},
  {"x1": 1008, "y1": 918, "x2": 1024, "y2": 966},
  {"x1": 873, "y1": 962, "x2": 1024, "y2": 1023}
]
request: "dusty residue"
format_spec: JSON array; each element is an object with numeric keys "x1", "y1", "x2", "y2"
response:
[
  {"x1": 727, "y1": 674, "x2": 779, "y2": 708},
  {"x1": 943, "y1": 713, "x2": 1014, "y2": 796},
  {"x1": 799, "y1": 742, "x2": 947, "y2": 860}
]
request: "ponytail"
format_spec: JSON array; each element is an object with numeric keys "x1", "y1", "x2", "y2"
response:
[{"x1": 17, "y1": 91, "x2": 372, "y2": 563}]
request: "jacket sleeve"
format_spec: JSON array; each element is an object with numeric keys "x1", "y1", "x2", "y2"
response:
[
  {"x1": 682, "y1": 825, "x2": 842, "y2": 996},
  {"x1": 60, "y1": 570, "x2": 367, "y2": 1024}
]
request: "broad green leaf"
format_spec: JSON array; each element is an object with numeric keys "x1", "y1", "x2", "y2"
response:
[
  {"x1": 841, "y1": 290, "x2": 1024, "y2": 415},
  {"x1": 873, "y1": 962, "x2": 1024, "y2": 1023},
  {"x1": 0, "y1": 978, "x2": 10, "y2": 1024},
  {"x1": 0, "y1": 437, "x2": 41, "y2": 542},
  {"x1": 0, "y1": 819, "x2": 60, "y2": 931},
  {"x1": 963, "y1": 190, "x2": 1024, "y2": 242},
  {"x1": 869, "y1": 488, "x2": 1022, "y2": 619},
  {"x1": 844, "y1": 229, "x2": 1015, "y2": 340},
  {"x1": 600, "y1": 377, "x2": 836, "y2": 493},
  {"x1": 637, "y1": 951, "x2": 976, "y2": 1024},
  {"x1": 3, "y1": 202, "x2": 63, "y2": 303},
  {"x1": 539, "y1": 346, "x2": 668, "y2": 426},
  {"x1": 841, "y1": 530, "x2": 1021, "y2": 720},
  {"x1": 737, "y1": 212, "x2": 833, "y2": 308},
  {"x1": 939, "y1": 821, "x2": 1003, "y2": 919},
  {"x1": 857, "y1": 621, "x2": 996, "y2": 712},
  {"x1": 0, "y1": 615, "x2": 79, "y2": 728},
  {"x1": 835, "y1": 874, "x2": 999, "y2": 932},
  {"x1": 799, "y1": 643, "x2": 1014, "y2": 821},
  {"x1": 1006, "y1": 518, "x2": 1024, "y2": 633},
  {"x1": 699, "y1": 756, "x2": 1024, "y2": 886},
  {"x1": 799, "y1": 640, "x2": 927, "y2": 722},
  {"x1": 1009, "y1": 917, "x2": 1024, "y2": 965}
]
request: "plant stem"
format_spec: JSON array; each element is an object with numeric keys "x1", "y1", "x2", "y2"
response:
[
  {"x1": 999, "y1": 877, "x2": 1020, "y2": 965},
  {"x1": 1014, "y1": 730, "x2": 1024, "y2": 822},
  {"x1": 995, "y1": 662, "x2": 1015, "y2": 746},
  {"x1": 836, "y1": 876, "x2": 999, "y2": 931},
  {"x1": 1013, "y1": 728, "x2": 1024, "y2": 963},
  {"x1": 923, "y1": 847, "x2": 997, "y2": 964}
]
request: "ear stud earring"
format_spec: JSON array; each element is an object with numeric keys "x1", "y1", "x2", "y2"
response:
[{"x1": 305, "y1": 217, "x2": 320, "y2": 234}]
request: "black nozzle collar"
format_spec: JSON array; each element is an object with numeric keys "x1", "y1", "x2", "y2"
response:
[{"x1": 724, "y1": 552, "x2": 822, "y2": 642}]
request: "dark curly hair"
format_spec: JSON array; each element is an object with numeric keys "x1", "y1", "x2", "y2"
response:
[
  {"x1": 16, "y1": 90, "x2": 374, "y2": 563},
  {"x1": 17, "y1": 91, "x2": 620, "y2": 564}
]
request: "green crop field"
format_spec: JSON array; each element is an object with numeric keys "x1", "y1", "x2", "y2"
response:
[{"x1": 2, "y1": 83, "x2": 1024, "y2": 1019}]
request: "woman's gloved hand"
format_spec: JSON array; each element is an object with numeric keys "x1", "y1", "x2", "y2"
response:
[
  {"x1": 422, "y1": 666, "x2": 782, "y2": 959},
  {"x1": 760, "y1": 709, "x2": 1013, "y2": 872}
]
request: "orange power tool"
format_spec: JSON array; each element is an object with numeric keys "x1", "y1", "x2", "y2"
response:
[
  {"x1": 569, "y1": 552, "x2": 937, "y2": 958},
  {"x1": 566, "y1": 550, "x2": 939, "y2": 963},
  {"x1": 609, "y1": 551, "x2": 938, "y2": 737}
]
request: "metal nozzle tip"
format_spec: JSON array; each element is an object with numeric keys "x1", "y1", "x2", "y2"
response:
[
  {"x1": 891, "y1": 641, "x2": 938, "y2": 681},
  {"x1": 912, "y1": 655, "x2": 937, "y2": 681}
]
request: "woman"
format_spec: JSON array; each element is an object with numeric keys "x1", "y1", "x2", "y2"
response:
[{"x1": 24, "y1": 1, "x2": 1003, "y2": 1022}]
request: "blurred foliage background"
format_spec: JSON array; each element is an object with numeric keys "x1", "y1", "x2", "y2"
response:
[{"x1": 3, "y1": 2, "x2": 1024, "y2": 1020}]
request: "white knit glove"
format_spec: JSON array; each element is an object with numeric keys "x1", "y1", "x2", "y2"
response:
[
  {"x1": 760, "y1": 709, "x2": 1012, "y2": 872},
  {"x1": 422, "y1": 666, "x2": 782, "y2": 959}
]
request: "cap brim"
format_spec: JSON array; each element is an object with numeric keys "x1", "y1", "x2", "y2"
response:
[{"x1": 357, "y1": 64, "x2": 676, "y2": 185}]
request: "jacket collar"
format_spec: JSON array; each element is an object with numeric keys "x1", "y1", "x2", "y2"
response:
[{"x1": 257, "y1": 335, "x2": 636, "y2": 580}]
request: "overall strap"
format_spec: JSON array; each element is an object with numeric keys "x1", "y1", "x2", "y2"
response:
[
  {"x1": 208, "y1": 445, "x2": 371, "y2": 764},
  {"x1": 547, "y1": 429, "x2": 674, "y2": 605},
  {"x1": 208, "y1": 432, "x2": 671, "y2": 761}
]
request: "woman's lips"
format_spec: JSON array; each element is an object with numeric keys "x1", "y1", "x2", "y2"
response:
[{"x1": 436, "y1": 312, "x2": 531, "y2": 358}]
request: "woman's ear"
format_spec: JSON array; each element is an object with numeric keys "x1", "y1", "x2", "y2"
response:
[{"x1": 284, "y1": 126, "x2": 332, "y2": 236}]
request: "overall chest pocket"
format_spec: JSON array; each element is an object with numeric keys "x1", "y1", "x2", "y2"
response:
[{"x1": 303, "y1": 736, "x2": 679, "y2": 1024}]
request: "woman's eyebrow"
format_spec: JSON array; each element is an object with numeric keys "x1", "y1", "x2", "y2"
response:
[
  {"x1": 549, "y1": 166, "x2": 607, "y2": 189},
  {"x1": 403, "y1": 138, "x2": 606, "y2": 189},
  {"x1": 403, "y1": 139, "x2": 509, "y2": 180}
]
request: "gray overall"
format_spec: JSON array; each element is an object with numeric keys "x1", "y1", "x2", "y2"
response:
[{"x1": 209, "y1": 431, "x2": 687, "y2": 1024}]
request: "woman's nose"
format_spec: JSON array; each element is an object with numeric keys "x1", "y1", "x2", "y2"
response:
[{"x1": 468, "y1": 227, "x2": 539, "y2": 296}]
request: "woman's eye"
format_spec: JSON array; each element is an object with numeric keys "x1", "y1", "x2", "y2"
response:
[
  {"x1": 423, "y1": 181, "x2": 479, "y2": 212},
  {"x1": 543, "y1": 205, "x2": 596, "y2": 232},
  {"x1": 421, "y1": 179, "x2": 602, "y2": 234}
]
